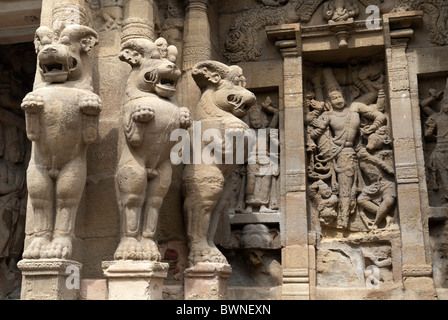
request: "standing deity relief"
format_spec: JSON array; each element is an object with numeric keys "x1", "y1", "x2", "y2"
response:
[
  {"x1": 305, "y1": 61, "x2": 397, "y2": 234},
  {"x1": 225, "y1": 95, "x2": 280, "y2": 216}
]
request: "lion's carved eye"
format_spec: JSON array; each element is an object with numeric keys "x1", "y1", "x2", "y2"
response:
[
  {"x1": 60, "y1": 35, "x2": 70, "y2": 45},
  {"x1": 144, "y1": 71, "x2": 157, "y2": 83},
  {"x1": 41, "y1": 35, "x2": 52, "y2": 45}
]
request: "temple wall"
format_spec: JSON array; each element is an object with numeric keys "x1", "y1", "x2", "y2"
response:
[{"x1": 1, "y1": 0, "x2": 448, "y2": 300}]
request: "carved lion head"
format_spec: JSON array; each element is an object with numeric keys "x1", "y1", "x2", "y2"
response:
[
  {"x1": 34, "y1": 23, "x2": 98, "y2": 83},
  {"x1": 119, "y1": 37, "x2": 180, "y2": 99},
  {"x1": 192, "y1": 60, "x2": 256, "y2": 117}
]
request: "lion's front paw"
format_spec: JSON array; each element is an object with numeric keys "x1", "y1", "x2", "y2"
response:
[
  {"x1": 132, "y1": 105, "x2": 155, "y2": 123},
  {"x1": 21, "y1": 93, "x2": 44, "y2": 113},
  {"x1": 179, "y1": 106, "x2": 191, "y2": 129},
  {"x1": 21, "y1": 93, "x2": 44, "y2": 141},
  {"x1": 141, "y1": 238, "x2": 161, "y2": 261},
  {"x1": 42, "y1": 236, "x2": 73, "y2": 259},
  {"x1": 114, "y1": 237, "x2": 143, "y2": 260},
  {"x1": 22, "y1": 236, "x2": 50, "y2": 259},
  {"x1": 187, "y1": 241, "x2": 228, "y2": 267},
  {"x1": 80, "y1": 94, "x2": 102, "y2": 116}
]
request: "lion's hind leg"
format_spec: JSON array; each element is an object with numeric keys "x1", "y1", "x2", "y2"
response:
[
  {"x1": 115, "y1": 156, "x2": 147, "y2": 260},
  {"x1": 141, "y1": 159, "x2": 173, "y2": 261},
  {"x1": 183, "y1": 168, "x2": 227, "y2": 266}
]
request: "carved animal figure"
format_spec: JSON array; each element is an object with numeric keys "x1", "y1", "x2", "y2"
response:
[
  {"x1": 182, "y1": 61, "x2": 256, "y2": 267},
  {"x1": 20, "y1": 22, "x2": 101, "y2": 259},
  {"x1": 114, "y1": 37, "x2": 191, "y2": 261}
]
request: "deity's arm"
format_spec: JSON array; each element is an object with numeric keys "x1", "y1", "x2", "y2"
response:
[
  {"x1": 309, "y1": 113, "x2": 330, "y2": 139},
  {"x1": 424, "y1": 114, "x2": 437, "y2": 137},
  {"x1": 419, "y1": 89, "x2": 442, "y2": 117},
  {"x1": 353, "y1": 102, "x2": 386, "y2": 133}
]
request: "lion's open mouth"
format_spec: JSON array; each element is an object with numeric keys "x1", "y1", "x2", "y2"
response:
[
  {"x1": 42, "y1": 63, "x2": 64, "y2": 73},
  {"x1": 159, "y1": 77, "x2": 176, "y2": 89},
  {"x1": 39, "y1": 57, "x2": 77, "y2": 83},
  {"x1": 155, "y1": 75, "x2": 179, "y2": 95}
]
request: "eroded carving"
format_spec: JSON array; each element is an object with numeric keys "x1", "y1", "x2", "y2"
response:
[
  {"x1": 323, "y1": 0, "x2": 359, "y2": 23},
  {"x1": 0, "y1": 125, "x2": 26, "y2": 270},
  {"x1": 420, "y1": 84, "x2": 448, "y2": 205},
  {"x1": 97, "y1": 0, "x2": 125, "y2": 31},
  {"x1": 182, "y1": 61, "x2": 256, "y2": 266},
  {"x1": 244, "y1": 97, "x2": 279, "y2": 214},
  {"x1": 357, "y1": 126, "x2": 396, "y2": 229},
  {"x1": 115, "y1": 37, "x2": 191, "y2": 261},
  {"x1": 20, "y1": 19, "x2": 101, "y2": 260}
]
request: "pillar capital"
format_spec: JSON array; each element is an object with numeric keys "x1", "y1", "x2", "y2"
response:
[
  {"x1": 266, "y1": 24, "x2": 301, "y2": 58},
  {"x1": 184, "y1": 0, "x2": 208, "y2": 10},
  {"x1": 383, "y1": 10, "x2": 423, "y2": 48}
]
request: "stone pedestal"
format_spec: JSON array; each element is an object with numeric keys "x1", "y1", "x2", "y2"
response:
[
  {"x1": 102, "y1": 260, "x2": 169, "y2": 300},
  {"x1": 17, "y1": 259, "x2": 82, "y2": 300},
  {"x1": 184, "y1": 262, "x2": 232, "y2": 300}
]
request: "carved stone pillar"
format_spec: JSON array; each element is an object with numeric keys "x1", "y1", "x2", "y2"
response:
[
  {"x1": 122, "y1": 0, "x2": 155, "y2": 42},
  {"x1": 184, "y1": 263, "x2": 231, "y2": 300},
  {"x1": 19, "y1": 0, "x2": 100, "y2": 300},
  {"x1": 182, "y1": 0, "x2": 210, "y2": 71},
  {"x1": 266, "y1": 24, "x2": 311, "y2": 300},
  {"x1": 178, "y1": 0, "x2": 211, "y2": 114},
  {"x1": 383, "y1": 11, "x2": 437, "y2": 299}
]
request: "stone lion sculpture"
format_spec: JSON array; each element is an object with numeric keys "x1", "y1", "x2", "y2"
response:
[
  {"x1": 20, "y1": 22, "x2": 101, "y2": 259},
  {"x1": 182, "y1": 60, "x2": 256, "y2": 267},
  {"x1": 114, "y1": 37, "x2": 191, "y2": 261}
]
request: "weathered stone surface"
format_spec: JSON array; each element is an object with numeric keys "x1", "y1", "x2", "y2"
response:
[
  {"x1": 103, "y1": 260, "x2": 169, "y2": 300},
  {"x1": 2, "y1": 0, "x2": 448, "y2": 301},
  {"x1": 20, "y1": 4, "x2": 101, "y2": 265}
]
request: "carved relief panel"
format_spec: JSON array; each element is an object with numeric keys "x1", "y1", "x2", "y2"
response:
[
  {"x1": 304, "y1": 57, "x2": 401, "y2": 292},
  {"x1": 418, "y1": 74, "x2": 448, "y2": 208},
  {"x1": 418, "y1": 74, "x2": 448, "y2": 292},
  {"x1": 218, "y1": 90, "x2": 282, "y2": 299},
  {"x1": 305, "y1": 58, "x2": 397, "y2": 235}
]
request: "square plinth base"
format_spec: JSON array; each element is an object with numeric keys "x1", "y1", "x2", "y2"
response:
[
  {"x1": 17, "y1": 259, "x2": 82, "y2": 300},
  {"x1": 102, "y1": 260, "x2": 169, "y2": 300},
  {"x1": 184, "y1": 262, "x2": 232, "y2": 300}
]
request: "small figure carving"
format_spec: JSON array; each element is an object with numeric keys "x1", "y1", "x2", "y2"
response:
[
  {"x1": 310, "y1": 180, "x2": 338, "y2": 226},
  {"x1": 357, "y1": 126, "x2": 396, "y2": 229},
  {"x1": 244, "y1": 96, "x2": 279, "y2": 214},
  {"x1": 304, "y1": 90, "x2": 326, "y2": 152},
  {"x1": 362, "y1": 245, "x2": 393, "y2": 285},
  {"x1": 323, "y1": 0, "x2": 359, "y2": 23},
  {"x1": 182, "y1": 61, "x2": 256, "y2": 267},
  {"x1": 239, "y1": 224, "x2": 279, "y2": 249},
  {"x1": 97, "y1": 0, "x2": 125, "y2": 31},
  {"x1": 20, "y1": 21, "x2": 100, "y2": 260},
  {"x1": 228, "y1": 166, "x2": 246, "y2": 214},
  {"x1": 115, "y1": 37, "x2": 191, "y2": 261},
  {"x1": 420, "y1": 87, "x2": 448, "y2": 203}
]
